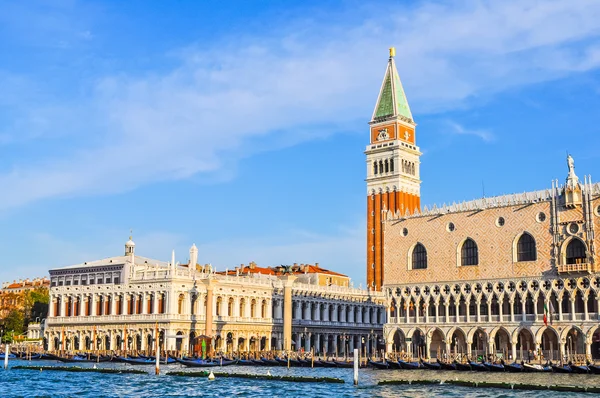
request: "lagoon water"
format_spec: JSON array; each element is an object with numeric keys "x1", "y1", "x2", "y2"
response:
[{"x1": 0, "y1": 360, "x2": 595, "y2": 397}]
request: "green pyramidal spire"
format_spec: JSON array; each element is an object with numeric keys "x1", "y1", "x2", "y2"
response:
[{"x1": 372, "y1": 48, "x2": 413, "y2": 123}]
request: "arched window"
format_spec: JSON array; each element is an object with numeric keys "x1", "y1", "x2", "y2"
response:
[
  {"x1": 390, "y1": 158, "x2": 394, "y2": 172},
  {"x1": 178, "y1": 294, "x2": 185, "y2": 314},
  {"x1": 412, "y1": 243, "x2": 427, "y2": 269},
  {"x1": 373, "y1": 162, "x2": 378, "y2": 175},
  {"x1": 461, "y1": 238, "x2": 479, "y2": 266},
  {"x1": 379, "y1": 161, "x2": 384, "y2": 174},
  {"x1": 250, "y1": 299, "x2": 256, "y2": 318},
  {"x1": 228, "y1": 298, "x2": 234, "y2": 316},
  {"x1": 385, "y1": 159, "x2": 389, "y2": 173},
  {"x1": 517, "y1": 233, "x2": 537, "y2": 262},
  {"x1": 566, "y1": 239, "x2": 587, "y2": 264}
]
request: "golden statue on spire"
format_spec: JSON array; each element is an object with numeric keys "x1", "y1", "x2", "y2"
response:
[{"x1": 389, "y1": 47, "x2": 396, "y2": 57}]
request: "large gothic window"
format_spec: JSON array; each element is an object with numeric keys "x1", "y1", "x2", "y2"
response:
[
  {"x1": 517, "y1": 233, "x2": 537, "y2": 262},
  {"x1": 566, "y1": 239, "x2": 587, "y2": 264},
  {"x1": 461, "y1": 238, "x2": 479, "y2": 266},
  {"x1": 412, "y1": 243, "x2": 427, "y2": 269}
]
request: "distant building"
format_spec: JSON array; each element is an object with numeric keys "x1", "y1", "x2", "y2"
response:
[
  {"x1": 364, "y1": 49, "x2": 600, "y2": 362},
  {"x1": 45, "y1": 240, "x2": 386, "y2": 356},
  {"x1": 0, "y1": 277, "x2": 49, "y2": 318}
]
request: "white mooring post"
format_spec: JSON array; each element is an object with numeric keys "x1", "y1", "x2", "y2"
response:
[
  {"x1": 4, "y1": 344, "x2": 9, "y2": 370},
  {"x1": 353, "y1": 348, "x2": 358, "y2": 386}
]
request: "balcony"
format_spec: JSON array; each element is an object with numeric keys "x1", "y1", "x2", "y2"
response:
[
  {"x1": 558, "y1": 262, "x2": 596, "y2": 273},
  {"x1": 47, "y1": 313, "x2": 200, "y2": 325}
]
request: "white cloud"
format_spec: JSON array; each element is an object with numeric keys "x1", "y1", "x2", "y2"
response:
[
  {"x1": 446, "y1": 121, "x2": 495, "y2": 142},
  {"x1": 1, "y1": 0, "x2": 600, "y2": 209}
]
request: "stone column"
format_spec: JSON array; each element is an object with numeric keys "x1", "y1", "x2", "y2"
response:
[
  {"x1": 91, "y1": 294, "x2": 97, "y2": 316},
  {"x1": 267, "y1": 299, "x2": 273, "y2": 320},
  {"x1": 498, "y1": 299, "x2": 504, "y2": 322},
  {"x1": 570, "y1": 297, "x2": 576, "y2": 321},
  {"x1": 464, "y1": 301, "x2": 469, "y2": 323},
  {"x1": 305, "y1": 332, "x2": 311, "y2": 352},
  {"x1": 435, "y1": 301, "x2": 439, "y2": 324},
  {"x1": 142, "y1": 292, "x2": 148, "y2": 314},
  {"x1": 444, "y1": 302, "x2": 450, "y2": 324},
  {"x1": 477, "y1": 299, "x2": 482, "y2": 323},
  {"x1": 582, "y1": 294, "x2": 588, "y2": 321},
  {"x1": 282, "y1": 276, "x2": 296, "y2": 351},
  {"x1": 205, "y1": 280, "x2": 215, "y2": 346},
  {"x1": 511, "y1": 339, "x2": 518, "y2": 361},
  {"x1": 509, "y1": 299, "x2": 515, "y2": 322},
  {"x1": 558, "y1": 294, "x2": 564, "y2": 321},
  {"x1": 111, "y1": 293, "x2": 117, "y2": 315},
  {"x1": 522, "y1": 299, "x2": 527, "y2": 322}
]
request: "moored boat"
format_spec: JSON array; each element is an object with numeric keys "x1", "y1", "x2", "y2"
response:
[
  {"x1": 504, "y1": 362, "x2": 523, "y2": 372},
  {"x1": 118, "y1": 356, "x2": 156, "y2": 365},
  {"x1": 570, "y1": 364, "x2": 589, "y2": 374},
  {"x1": 437, "y1": 359, "x2": 456, "y2": 371},
  {"x1": 455, "y1": 361, "x2": 471, "y2": 371},
  {"x1": 177, "y1": 358, "x2": 238, "y2": 367},
  {"x1": 551, "y1": 364, "x2": 572, "y2": 373},
  {"x1": 0, "y1": 353, "x2": 17, "y2": 360},
  {"x1": 483, "y1": 362, "x2": 504, "y2": 372},
  {"x1": 398, "y1": 360, "x2": 421, "y2": 370},
  {"x1": 368, "y1": 360, "x2": 389, "y2": 369},
  {"x1": 318, "y1": 360, "x2": 337, "y2": 367},
  {"x1": 237, "y1": 359, "x2": 255, "y2": 366},
  {"x1": 588, "y1": 364, "x2": 600, "y2": 374},
  {"x1": 420, "y1": 360, "x2": 441, "y2": 370},
  {"x1": 468, "y1": 361, "x2": 488, "y2": 371},
  {"x1": 523, "y1": 363, "x2": 551, "y2": 372},
  {"x1": 260, "y1": 358, "x2": 280, "y2": 366},
  {"x1": 334, "y1": 360, "x2": 354, "y2": 368}
]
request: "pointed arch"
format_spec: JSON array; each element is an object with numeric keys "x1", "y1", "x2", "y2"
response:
[
  {"x1": 407, "y1": 242, "x2": 427, "y2": 270},
  {"x1": 563, "y1": 237, "x2": 587, "y2": 265},
  {"x1": 457, "y1": 237, "x2": 479, "y2": 267},
  {"x1": 513, "y1": 232, "x2": 537, "y2": 262}
]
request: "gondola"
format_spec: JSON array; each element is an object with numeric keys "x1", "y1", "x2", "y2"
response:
[
  {"x1": 260, "y1": 358, "x2": 280, "y2": 366},
  {"x1": 398, "y1": 360, "x2": 421, "y2": 370},
  {"x1": 237, "y1": 359, "x2": 255, "y2": 366},
  {"x1": 147, "y1": 356, "x2": 177, "y2": 364},
  {"x1": 483, "y1": 362, "x2": 504, "y2": 372},
  {"x1": 56, "y1": 354, "x2": 92, "y2": 363},
  {"x1": 178, "y1": 358, "x2": 237, "y2": 367},
  {"x1": 437, "y1": 359, "x2": 456, "y2": 371},
  {"x1": 468, "y1": 361, "x2": 488, "y2": 371},
  {"x1": 503, "y1": 362, "x2": 524, "y2": 372},
  {"x1": 420, "y1": 360, "x2": 441, "y2": 370},
  {"x1": 588, "y1": 364, "x2": 600, "y2": 374},
  {"x1": 118, "y1": 356, "x2": 156, "y2": 365},
  {"x1": 368, "y1": 360, "x2": 390, "y2": 369},
  {"x1": 0, "y1": 353, "x2": 17, "y2": 360},
  {"x1": 385, "y1": 360, "x2": 400, "y2": 369},
  {"x1": 334, "y1": 360, "x2": 355, "y2": 368},
  {"x1": 551, "y1": 364, "x2": 572, "y2": 373},
  {"x1": 317, "y1": 359, "x2": 337, "y2": 367},
  {"x1": 454, "y1": 361, "x2": 471, "y2": 371},
  {"x1": 276, "y1": 357, "x2": 302, "y2": 367},
  {"x1": 523, "y1": 363, "x2": 551, "y2": 372},
  {"x1": 570, "y1": 364, "x2": 589, "y2": 374}
]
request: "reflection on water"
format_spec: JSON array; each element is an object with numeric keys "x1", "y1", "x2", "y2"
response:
[{"x1": 0, "y1": 360, "x2": 594, "y2": 397}]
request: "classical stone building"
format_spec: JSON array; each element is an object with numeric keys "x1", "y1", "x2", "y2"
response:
[
  {"x1": 365, "y1": 50, "x2": 600, "y2": 362},
  {"x1": 45, "y1": 239, "x2": 386, "y2": 356}
]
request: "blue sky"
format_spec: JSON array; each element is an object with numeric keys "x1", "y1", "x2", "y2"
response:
[{"x1": 1, "y1": 0, "x2": 600, "y2": 286}]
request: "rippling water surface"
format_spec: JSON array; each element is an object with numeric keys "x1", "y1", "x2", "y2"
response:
[{"x1": 0, "y1": 360, "x2": 594, "y2": 397}]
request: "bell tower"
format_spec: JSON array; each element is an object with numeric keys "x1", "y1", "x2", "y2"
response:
[{"x1": 366, "y1": 48, "x2": 421, "y2": 290}]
